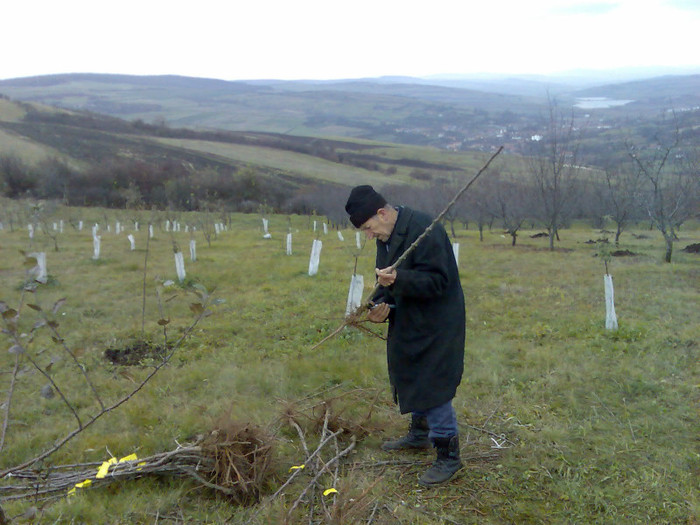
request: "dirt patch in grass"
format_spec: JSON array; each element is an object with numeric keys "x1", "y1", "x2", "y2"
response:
[
  {"x1": 681, "y1": 243, "x2": 700, "y2": 253},
  {"x1": 611, "y1": 249, "x2": 637, "y2": 257},
  {"x1": 104, "y1": 340, "x2": 168, "y2": 365}
]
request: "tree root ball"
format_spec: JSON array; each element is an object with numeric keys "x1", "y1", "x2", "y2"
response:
[{"x1": 201, "y1": 419, "x2": 276, "y2": 505}]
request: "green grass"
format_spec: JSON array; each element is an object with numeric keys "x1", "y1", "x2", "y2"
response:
[
  {"x1": 0, "y1": 205, "x2": 698, "y2": 524},
  {"x1": 151, "y1": 137, "x2": 411, "y2": 187},
  {"x1": 0, "y1": 127, "x2": 68, "y2": 166}
]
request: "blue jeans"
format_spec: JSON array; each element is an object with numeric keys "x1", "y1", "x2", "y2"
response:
[{"x1": 413, "y1": 399, "x2": 458, "y2": 440}]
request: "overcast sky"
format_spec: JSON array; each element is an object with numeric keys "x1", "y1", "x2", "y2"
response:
[{"x1": 2, "y1": 0, "x2": 699, "y2": 81}]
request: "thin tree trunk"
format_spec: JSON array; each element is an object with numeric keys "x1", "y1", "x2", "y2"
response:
[{"x1": 664, "y1": 235, "x2": 673, "y2": 263}]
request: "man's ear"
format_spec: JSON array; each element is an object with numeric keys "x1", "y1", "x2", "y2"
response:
[{"x1": 376, "y1": 207, "x2": 387, "y2": 220}]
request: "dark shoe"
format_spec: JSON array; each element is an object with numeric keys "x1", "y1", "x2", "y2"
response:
[
  {"x1": 418, "y1": 435, "x2": 463, "y2": 486},
  {"x1": 381, "y1": 415, "x2": 431, "y2": 451}
]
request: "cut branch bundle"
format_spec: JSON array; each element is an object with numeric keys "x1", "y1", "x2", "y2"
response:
[{"x1": 0, "y1": 424, "x2": 274, "y2": 506}]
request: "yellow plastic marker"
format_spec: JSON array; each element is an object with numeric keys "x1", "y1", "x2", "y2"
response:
[
  {"x1": 96, "y1": 457, "x2": 118, "y2": 479},
  {"x1": 67, "y1": 478, "x2": 92, "y2": 497},
  {"x1": 323, "y1": 488, "x2": 338, "y2": 496},
  {"x1": 288, "y1": 464, "x2": 305, "y2": 472},
  {"x1": 96, "y1": 462, "x2": 110, "y2": 479},
  {"x1": 119, "y1": 453, "x2": 138, "y2": 463}
]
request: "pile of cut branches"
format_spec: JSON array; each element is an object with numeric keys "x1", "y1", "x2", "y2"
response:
[{"x1": 0, "y1": 422, "x2": 274, "y2": 507}]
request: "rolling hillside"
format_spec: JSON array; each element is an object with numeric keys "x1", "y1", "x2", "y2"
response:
[
  {"x1": 2, "y1": 72, "x2": 698, "y2": 157},
  {"x1": 0, "y1": 74, "x2": 542, "y2": 142},
  {"x1": 0, "y1": 72, "x2": 697, "y2": 203},
  {"x1": 0, "y1": 95, "x2": 503, "y2": 197}
]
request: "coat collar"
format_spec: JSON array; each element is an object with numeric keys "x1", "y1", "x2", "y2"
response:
[{"x1": 380, "y1": 206, "x2": 413, "y2": 264}]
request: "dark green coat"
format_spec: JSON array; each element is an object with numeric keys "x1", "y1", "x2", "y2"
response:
[{"x1": 373, "y1": 207, "x2": 465, "y2": 413}]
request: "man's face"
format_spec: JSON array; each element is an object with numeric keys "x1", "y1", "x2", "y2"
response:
[{"x1": 359, "y1": 208, "x2": 394, "y2": 242}]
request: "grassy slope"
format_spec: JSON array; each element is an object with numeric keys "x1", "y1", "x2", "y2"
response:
[
  {"x1": 149, "y1": 137, "x2": 409, "y2": 187},
  {"x1": 0, "y1": 97, "x2": 511, "y2": 190},
  {"x1": 0, "y1": 204, "x2": 697, "y2": 524}
]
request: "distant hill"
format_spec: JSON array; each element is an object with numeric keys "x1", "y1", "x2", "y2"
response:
[
  {"x1": 1, "y1": 72, "x2": 698, "y2": 187},
  {"x1": 1, "y1": 72, "x2": 698, "y2": 150},
  {"x1": 571, "y1": 74, "x2": 700, "y2": 109},
  {"x1": 0, "y1": 73, "x2": 546, "y2": 143}
]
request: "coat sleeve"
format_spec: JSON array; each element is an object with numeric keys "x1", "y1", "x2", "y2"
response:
[{"x1": 391, "y1": 228, "x2": 451, "y2": 300}]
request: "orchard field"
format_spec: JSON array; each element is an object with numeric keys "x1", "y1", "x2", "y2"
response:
[{"x1": 0, "y1": 204, "x2": 698, "y2": 524}]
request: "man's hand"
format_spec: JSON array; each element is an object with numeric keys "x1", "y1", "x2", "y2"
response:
[
  {"x1": 375, "y1": 267, "x2": 397, "y2": 287},
  {"x1": 367, "y1": 302, "x2": 390, "y2": 323}
]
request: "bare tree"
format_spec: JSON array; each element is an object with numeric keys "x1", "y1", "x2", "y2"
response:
[
  {"x1": 462, "y1": 177, "x2": 497, "y2": 242},
  {"x1": 421, "y1": 177, "x2": 464, "y2": 239},
  {"x1": 492, "y1": 172, "x2": 531, "y2": 246},
  {"x1": 526, "y1": 98, "x2": 584, "y2": 250},
  {"x1": 626, "y1": 114, "x2": 699, "y2": 262},
  {"x1": 599, "y1": 163, "x2": 644, "y2": 244},
  {"x1": 31, "y1": 201, "x2": 62, "y2": 252}
]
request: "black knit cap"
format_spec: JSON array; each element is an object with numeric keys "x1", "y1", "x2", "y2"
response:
[{"x1": 345, "y1": 185, "x2": 387, "y2": 228}]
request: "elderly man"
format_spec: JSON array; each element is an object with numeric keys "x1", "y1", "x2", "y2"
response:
[{"x1": 345, "y1": 185, "x2": 466, "y2": 486}]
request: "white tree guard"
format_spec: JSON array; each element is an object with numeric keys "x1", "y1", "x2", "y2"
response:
[
  {"x1": 28, "y1": 224, "x2": 34, "y2": 239},
  {"x1": 313, "y1": 221, "x2": 317, "y2": 232},
  {"x1": 59, "y1": 220, "x2": 64, "y2": 233},
  {"x1": 262, "y1": 218, "x2": 269, "y2": 235},
  {"x1": 189, "y1": 239, "x2": 197, "y2": 262},
  {"x1": 214, "y1": 223, "x2": 221, "y2": 235},
  {"x1": 286, "y1": 233, "x2": 293, "y2": 255},
  {"x1": 78, "y1": 221, "x2": 83, "y2": 231},
  {"x1": 337, "y1": 231, "x2": 344, "y2": 241},
  {"x1": 92, "y1": 236, "x2": 101, "y2": 260},
  {"x1": 323, "y1": 223, "x2": 328, "y2": 235},
  {"x1": 134, "y1": 221, "x2": 139, "y2": 231},
  {"x1": 174, "y1": 251, "x2": 186, "y2": 282},
  {"x1": 452, "y1": 243, "x2": 460, "y2": 265},
  {"x1": 53, "y1": 222, "x2": 58, "y2": 231},
  {"x1": 128, "y1": 234, "x2": 136, "y2": 251},
  {"x1": 115, "y1": 221, "x2": 121, "y2": 235},
  {"x1": 92, "y1": 224, "x2": 99, "y2": 237},
  {"x1": 308, "y1": 239, "x2": 322, "y2": 276},
  {"x1": 28, "y1": 252, "x2": 47, "y2": 284},
  {"x1": 356, "y1": 232, "x2": 361, "y2": 250},
  {"x1": 165, "y1": 220, "x2": 171, "y2": 232},
  {"x1": 604, "y1": 274, "x2": 618, "y2": 330},
  {"x1": 345, "y1": 273, "x2": 365, "y2": 317},
  {"x1": 149, "y1": 225, "x2": 154, "y2": 238}
]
